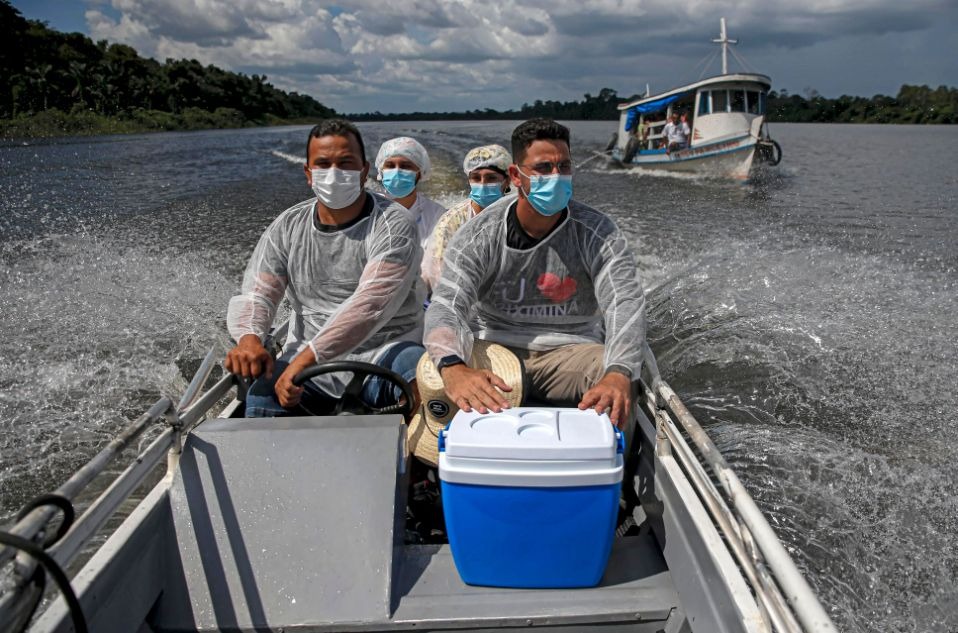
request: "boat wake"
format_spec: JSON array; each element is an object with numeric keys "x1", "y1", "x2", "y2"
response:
[
  {"x1": 270, "y1": 149, "x2": 303, "y2": 165},
  {"x1": 583, "y1": 163, "x2": 713, "y2": 183},
  {"x1": 0, "y1": 231, "x2": 234, "y2": 521},
  {"x1": 622, "y1": 166, "x2": 719, "y2": 182},
  {"x1": 646, "y1": 240, "x2": 958, "y2": 633}
]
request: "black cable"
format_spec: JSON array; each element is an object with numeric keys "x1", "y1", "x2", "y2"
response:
[
  {"x1": 15, "y1": 493, "x2": 75, "y2": 546},
  {"x1": 0, "y1": 531, "x2": 88, "y2": 633}
]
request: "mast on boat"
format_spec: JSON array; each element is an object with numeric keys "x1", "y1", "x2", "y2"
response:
[{"x1": 712, "y1": 17, "x2": 738, "y2": 75}]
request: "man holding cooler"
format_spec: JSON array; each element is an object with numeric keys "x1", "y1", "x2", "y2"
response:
[{"x1": 422, "y1": 118, "x2": 647, "y2": 430}]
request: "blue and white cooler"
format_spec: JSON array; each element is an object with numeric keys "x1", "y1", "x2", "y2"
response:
[{"x1": 438, "y1": 407, "x2": 624, "y2": 588}]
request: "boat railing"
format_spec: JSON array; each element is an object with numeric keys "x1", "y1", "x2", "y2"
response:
[
  {"x1": 0, "y1": 343, "x2": 242, "y2": 631},
  {"x1": 0, "y1": 318, "x2": 294, "y2": 632},
  {"x1": 640, "y1": 374, "x2": 838, "y2": 633}
]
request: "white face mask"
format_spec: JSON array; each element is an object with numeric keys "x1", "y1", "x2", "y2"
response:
[{"x1": 311, "y1": 167, "x2": 363, "y2": 210}]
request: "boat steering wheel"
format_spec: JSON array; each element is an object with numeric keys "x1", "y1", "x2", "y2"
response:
[{"x1": 293, "y1": 361, "x2": 414, "y2": 417}]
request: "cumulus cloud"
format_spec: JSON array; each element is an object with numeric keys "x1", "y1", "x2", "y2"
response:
[
  {"x1": 83, "y1": 0, "x2": 958, "y2": 112},
  {"x1": 88, "y1": 1, "x2": 355, "y2": 75}
]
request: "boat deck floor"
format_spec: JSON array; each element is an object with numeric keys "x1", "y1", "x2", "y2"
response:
[
  {"x1": 40, "y1": 414, "x2": 681, "y2": 632},
  {"x1": 390, "y1": 537, "x2": 677, "y2": 631}
]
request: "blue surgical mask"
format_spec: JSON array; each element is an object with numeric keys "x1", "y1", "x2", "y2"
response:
[
  {"x1": 381, "y1": 168, "x2": 418, "y2": 198},
  {"x1": 518, "y1": 169, "x2": 573, "y2": 216},
  {"x1": 469, "y1": 183, "x2": 504, "y2": 209}
]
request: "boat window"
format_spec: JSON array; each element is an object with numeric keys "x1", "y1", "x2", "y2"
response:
[
  {"x1": 747, "y1": 91, "x2": 760, "y2": 114},
  {"x1": 759, "y1": 92, "x2": 767, "y2": 114},
  {"x1": 731, "y1": 90, "x2": 746, "y2": 112},
  {"x1": 698, "y1": 92, "x2": 710, "y2": 115},
  {"x1": 712, "y1": 90, "x2": 728, "y2": 113}
]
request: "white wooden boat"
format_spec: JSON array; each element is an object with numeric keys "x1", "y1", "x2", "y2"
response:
[
  {"x1": 0, "y1": 325, "x2": 835, "y2": 633},
  {"x1": 610, "y1": 19, "x2": 782, "y2": 179}
]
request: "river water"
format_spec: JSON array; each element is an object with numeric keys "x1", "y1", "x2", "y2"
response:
[{"x1": 1, "y1": 121, "x2": 956, "y2": 632}]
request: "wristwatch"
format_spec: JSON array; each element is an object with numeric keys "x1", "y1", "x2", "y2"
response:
[
  {"x1": 437, "y1": 354, "x2": 465, "y2": 372},
  {"x1": 605, "y1": 364, "x2": 633, "y2": 379}
]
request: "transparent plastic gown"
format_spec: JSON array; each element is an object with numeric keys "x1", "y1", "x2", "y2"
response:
[
  {"x1": 406, "y1": 192, "x2": 447, "y2": 248},
  {"x1": 227, "y1": 193, "x2": 424, "y2": 395},
  {"x1": 424, "y1": 194, "x2": 646, "y2": 377},
  {"x1": 421, "y1": 198, "x2": 475, "y2": 293}
]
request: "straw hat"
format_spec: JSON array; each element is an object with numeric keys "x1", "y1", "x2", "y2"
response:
[{"x1": 407, "y1": 341, "x2": 524, "y2": 467}]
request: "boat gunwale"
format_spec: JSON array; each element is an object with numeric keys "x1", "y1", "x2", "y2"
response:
[{"x1": 619, "y1": 136, "x2": 755, "y2": 166}]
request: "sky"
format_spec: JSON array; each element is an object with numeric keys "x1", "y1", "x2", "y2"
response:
[{"x1": 10, "y1": 0, "x2": 958, "y2": 114}]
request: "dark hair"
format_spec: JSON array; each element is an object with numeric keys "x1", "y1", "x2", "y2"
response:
[
  {"x1": 305, "y1": 118, "x2": 366, "y2": 164},
  {"x1": 511, "y1": 118, "x2": 571, "y2": 164}
]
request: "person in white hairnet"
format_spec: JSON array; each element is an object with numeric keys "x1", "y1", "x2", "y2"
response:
[
  {"x1": 421, "y1": 144, "x2": 512, "y2": 293},
  {"x1": 423, "y1": 118, "x2": 648, "y2": 431},
  {"x1": 375, "y1": 136, "x2": 446, "y2": 248},
  {"x1": 225, "y1": 119, "x2": 425, "y2": 417}
]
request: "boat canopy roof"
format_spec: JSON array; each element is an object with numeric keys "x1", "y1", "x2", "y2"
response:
[
  {"x1": 631, "y1": 92, "x2": 691, "y2": 115},
  {"x1": 617, "y1": 73, "x2": 772, "y2": 112}
]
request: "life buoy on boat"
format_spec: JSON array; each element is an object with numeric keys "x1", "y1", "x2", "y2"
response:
[
  {"x1": 623, "y1": 137, "x2": 641, "y2": 163},
  {"x1": 605, "y1": 133, "x2": 618, "y2": 151},
  {"x1": 757, "y1": 139, "x2": 782, "y2": 166},
  {"x1": 767, "y1": 139, "x2": 782, "y2": 166}
]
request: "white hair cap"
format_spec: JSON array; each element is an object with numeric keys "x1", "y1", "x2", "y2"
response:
[{"x1": 375, "y1": 137, "x2": 431, "y2": 181}]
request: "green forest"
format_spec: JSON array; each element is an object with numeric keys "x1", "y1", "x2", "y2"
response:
[
  {"x1": 1, "y1": 0, "x2": 955, "y2": 139},
  {"x1": 350, "y1": 84, "x2": 958, "y2": 124},
  {"x1": 0, "y1": 0, "x2": 336, "y2": 137}
]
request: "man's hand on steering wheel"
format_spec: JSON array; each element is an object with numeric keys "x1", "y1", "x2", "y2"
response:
[{"x1": 275, "y1": 347, "x2": 316, "y2": 409}]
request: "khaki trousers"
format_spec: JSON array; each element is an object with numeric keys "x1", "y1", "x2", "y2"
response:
[
  {"x1": 506, "y1": 343, "x2": 606, "y2": 405},
  {"x1": 504, "y1": 343, "x2": 637, "y2": 454}
]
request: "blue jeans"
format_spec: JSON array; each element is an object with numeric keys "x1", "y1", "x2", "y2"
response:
[{"x1": 244, "y1": 341, "x2": 424, "y2": 417}]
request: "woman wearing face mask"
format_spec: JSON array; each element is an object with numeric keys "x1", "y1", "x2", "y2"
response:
[
  {"x1": 374, "y1": 137, "x2": 446, "y2": 248},
  {"x1": 421, "y1": 144, "x2": 512, "y2": 293}
]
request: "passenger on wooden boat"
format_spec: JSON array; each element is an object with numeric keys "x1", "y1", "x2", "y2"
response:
[
  {"x1": 636, "y1": 119, "x2": 650, "y2": 145},
  {"x1": 680, "y1": 113, "x2": 693, "y2": 147},
  {"x1": 663, "y1": 112, "x2": 690, "y2": 153},
  {"x1": 375, "y1": 136, "x2": 445, "y2": 249},
  {"x1": 421, "y1": 144, "x2": 512, "y2": 293},
  {"x1": 422, "y1": 118, "x2": 647, "y2": 436},
  {"x1": 225, "y1": 119, "x2": 425, "y2": 418}
]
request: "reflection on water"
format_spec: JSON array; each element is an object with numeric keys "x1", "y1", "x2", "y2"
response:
[{"x1": 1, "y1": 121, "x2": 957, "y2": 632}]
